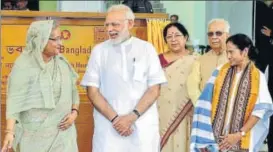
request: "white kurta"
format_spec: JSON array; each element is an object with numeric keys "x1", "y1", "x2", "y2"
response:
[
  {"x1": 250, "y1": 71, "x2": 273, "y2": 152},
  {"x1": 81, "y1": 37, "x2": 167, "y2": 152}
]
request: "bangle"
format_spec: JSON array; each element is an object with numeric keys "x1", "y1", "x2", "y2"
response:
[
  {"x1": 111, "y1": 115, "x2": 119, "y2": 123},
  {"x1": 71, "y1": 108, "x2": 79, "y2": 115},
  {"x1": 133, "y1": 109, "x2": 141, "y2": 118}
]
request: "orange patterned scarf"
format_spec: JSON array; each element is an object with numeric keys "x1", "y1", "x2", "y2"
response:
[{"x1": 211, "y1": 62, "x2": 259, "y2": 151}]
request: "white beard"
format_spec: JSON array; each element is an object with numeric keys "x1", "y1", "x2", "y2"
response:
[{"x1": 109, "y1": 27, "x2": 130, "y2": 45}]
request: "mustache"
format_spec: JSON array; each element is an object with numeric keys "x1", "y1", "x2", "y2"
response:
[{"x1": 109, "y1": 31, "x2": 118, "y2": 34}]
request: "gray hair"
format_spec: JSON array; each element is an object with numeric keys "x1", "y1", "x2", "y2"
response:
[
  {"x1": 107, "y1": 4, "x2": 135, "y2": 20},
  {"x1": 208, "y1": 18, "x2": 230, "y2": 33}
]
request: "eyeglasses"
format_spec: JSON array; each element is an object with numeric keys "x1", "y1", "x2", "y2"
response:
[
  {"x1": 49, "y1": 37, "x2": 62, "y2": 43},
  {"x1": 166, "y1": 34, "x2": 183, "y2": 41},
  {"x1": 104, "y1": 19, "x2": 128, "y2": 28},
  {"x1": 207, "y1": 31, "x2": 224, "y2": 37}
]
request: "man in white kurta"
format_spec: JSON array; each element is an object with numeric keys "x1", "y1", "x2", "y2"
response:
[{"x1": 81, "y1": 4, "x2": 166, "y2": 152}]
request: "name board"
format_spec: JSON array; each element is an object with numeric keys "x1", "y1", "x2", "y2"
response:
[{"x1": 1, "y1": 25, "x2": 146, "y2": 96}]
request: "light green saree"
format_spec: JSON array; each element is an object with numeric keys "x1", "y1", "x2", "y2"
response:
[{"x1": 6, "y1": 20, "x2": 79, "y2": 152}]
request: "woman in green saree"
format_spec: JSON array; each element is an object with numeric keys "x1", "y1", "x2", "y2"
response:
[{"x1": 1, "y1": 20, "x2": 80, "y2": 152}]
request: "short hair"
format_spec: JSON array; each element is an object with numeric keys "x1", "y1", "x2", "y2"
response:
[
  {"x1": 107, "y1": 4, "x2": 135, "y2": 20},
  {"x1": 170, "y1": 14, "x2": 179, "y2": 20},
  {"x1": 208, "y1": 18, "x2": 230, "y2": 33},
  {"x1": 163, "y1": 22, "x2": 189, "y2": 43}
]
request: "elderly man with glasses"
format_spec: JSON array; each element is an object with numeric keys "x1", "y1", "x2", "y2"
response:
[
  {"x1": 80, "y1": 4, "x2": 167, "y2": 152},
  {"x1": 187, "y1": 19, "x2": 230, "y2": 105}
]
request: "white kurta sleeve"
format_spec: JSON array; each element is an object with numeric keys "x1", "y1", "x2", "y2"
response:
[
  {"x1": 249, "y1": 71, "x2": 273, "y2": 151},
  {"x1": 252, "y1": 72, "x2": 273, "y2": 119},
  {"x1": 80, "y1": 45, "x2": 101, "y2": 88},
  {"x1": 146, "y1": 43, "x2": 167, "y2": 87}
]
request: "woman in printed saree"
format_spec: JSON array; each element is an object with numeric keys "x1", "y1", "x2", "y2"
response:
[
  {"x1": 191, "y1": 34, "x2": 273, "y2": 152},
  {"x1": 158, "y1": 22, "x2": 198, "y2": 152},
  {"x1": 1, "y1": 20, "x2": 80, "y2": 152}
]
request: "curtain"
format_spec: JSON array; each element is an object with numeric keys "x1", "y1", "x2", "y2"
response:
[{"x1": 147, "y1": 19, "x2": 170, "y2": 54}]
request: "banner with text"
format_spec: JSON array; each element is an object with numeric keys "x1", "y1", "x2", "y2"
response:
[
  {"x1": 1, "y1": 25, "x2": 107, "y2": 95},
  {"x1": 1, "y1": 25, "x2": 146, "y2": 96}
]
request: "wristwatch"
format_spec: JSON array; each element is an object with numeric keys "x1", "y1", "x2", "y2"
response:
[
  {"x1": 133, "y1": 109, "x2": 141, "y2": 118},
  {"x1": 240, "y1": 131, "x2": 246, "y2": 137}
]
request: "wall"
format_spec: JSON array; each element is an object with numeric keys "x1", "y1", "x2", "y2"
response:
[
  {"x1": 205, "y1": 1, "x2": 253, "y2": 43},
  {"x1": 39, "y1": 1, "x2": 57, "y2": 11},
  {"x1": 162, "y1": 1, "x2": 253, "y2": 45},
  {"x1": 39, "y1": 1, "x2": 105, "y2": 12},
  {"x1": 161, "y1": 1, "x2": 207, "y2": 45},
  {"x1": 58, "y1": 1, "x2": 105, "y2": 12}
]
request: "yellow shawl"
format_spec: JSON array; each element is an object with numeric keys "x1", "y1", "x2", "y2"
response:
[{"x1": 211, "y1": 62, "x2": 259, "y2": 150}]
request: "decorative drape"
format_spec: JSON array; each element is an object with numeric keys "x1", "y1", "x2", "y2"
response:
[{"x1": 147, "y1": 19, "x2": 170, "y2": 54}]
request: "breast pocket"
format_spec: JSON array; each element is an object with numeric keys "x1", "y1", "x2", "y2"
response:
[{"x1": 133, "y1": 62, "x2": 148, "y2": 83}]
